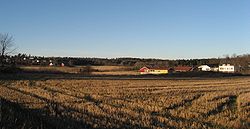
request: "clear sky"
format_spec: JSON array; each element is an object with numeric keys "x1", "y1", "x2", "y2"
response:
[{"x1": 0, "y1": 0, "x2": 249, "y2": 59}]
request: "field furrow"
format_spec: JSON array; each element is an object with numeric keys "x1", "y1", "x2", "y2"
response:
[{"x1": 1, "y1": 77, "x2": 250, "y2": 128}]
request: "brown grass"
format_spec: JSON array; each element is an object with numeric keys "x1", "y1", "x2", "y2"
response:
[
  {"x1": 0, "y1": 77, "x2": 250, "y2": 128},
  {"x1": 20, "y1": 66, "x2": 138, "y2": 75}
]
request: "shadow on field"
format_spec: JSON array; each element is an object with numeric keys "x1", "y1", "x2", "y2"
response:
[
  {"x1": 0, "y1": 72, "x2": 91, "y2": 81},
  {"x1": 0, "y1": 96, "x2": 152, "y2": 129},
  {"x1": 0, "y1": 84, "x2": 150, "y2": 129},
  {"x1": 0, "y1": 97, "x2": 95, "y2": 129},
  {"x1": 0, "y1": 71, "x2": 249, "y2": 81}
]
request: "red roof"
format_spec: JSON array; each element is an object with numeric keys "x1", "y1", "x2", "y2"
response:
[
  {"x1": 174, "y1": 66, "x2": 193, "y2": 71},
  {"x1": 139, "y1": 66, "x2": 168, "y2": 72},
  {"x1": 149, "y1": 68, "x2": 168, "y2": 70},
  {"x1": 139, "y1": 67, "x2": 149, "y2": 72}
]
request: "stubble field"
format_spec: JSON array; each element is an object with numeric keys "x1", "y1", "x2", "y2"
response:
[{"x1": 0, "y1": 77, "x2": 250, "y2": 128}]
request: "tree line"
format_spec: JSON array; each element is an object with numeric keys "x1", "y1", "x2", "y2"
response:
[
  {"x1": 1, "y1": 33, "x2": 250, "y2": 73},
  {"x1": 3, "y1": 53, "x2": 250, "y2": 68}
]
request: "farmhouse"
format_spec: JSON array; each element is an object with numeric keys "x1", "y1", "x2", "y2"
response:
[
  {"x1": 174, "y1": 66, "x2": 193, "y2": 72},
  {"x1": 219, "y1": 64, "x2": 235, "y2": 73},
  {"x1": 198, "y1": 65, "x2": 211, "y2": 71},
  {"x1": 139, "y1": 66, "x2": 168, "y2": 75}
]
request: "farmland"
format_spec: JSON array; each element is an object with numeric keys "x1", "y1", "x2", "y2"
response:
[
  {"x1": 20, "y1": 66, "x2": 137, "y2": 75},
  {"x1": 0, "y1": 77, "x2": 250, "y2": 128}
]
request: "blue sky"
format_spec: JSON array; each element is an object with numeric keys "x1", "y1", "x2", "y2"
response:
[{"x1": 0, "y1": 0, "x2": 249, "y2": 59}]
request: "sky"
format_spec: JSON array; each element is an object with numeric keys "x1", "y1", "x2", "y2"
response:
[{"x1": 0, "y1": 0, "x2": 249, "y2": 59}]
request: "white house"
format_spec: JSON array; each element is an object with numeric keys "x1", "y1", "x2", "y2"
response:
[
  {"x1": 219, "y1": 64, "x2": 235, "y2": 73},
  {"x1": 198, "y1": 65, "x2": 211, "y2": 71}
]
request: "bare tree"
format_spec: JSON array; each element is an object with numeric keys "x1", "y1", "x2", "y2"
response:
[{"x1": 0, "y1": 33, "x2": 15, "y2": 66}]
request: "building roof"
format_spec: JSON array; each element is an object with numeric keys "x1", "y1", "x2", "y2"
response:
[
  {"x1": 220, "y1": 64, "x2": 234, "y2": 66},
  {"x1": 139, "y1": 67, "x2": 149, "y2": 72},
  {"x1": 174, "y1": 66, "x2": 193, "y2": 71},
  {"x1": 139, "y1": 66, "x2": 168, "y2": 72},
  {"x1": 198, "y1": 65, "x2": 210, "y2": 68},
  {"x1": 146, "y1": 66, "x2": 168, "y2": 70}
]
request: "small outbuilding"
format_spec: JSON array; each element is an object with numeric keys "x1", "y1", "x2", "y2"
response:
[{"x1": 210, "y1": 67, "x2": 219, "y2": 72}]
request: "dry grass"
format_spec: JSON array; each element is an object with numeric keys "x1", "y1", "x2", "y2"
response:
[
  {"x1": 21, "y1": 66, "x2": 79, "y2": 73},
  {"x1": 20, "y1": 66, "x2": 137, "y2": 75},
  {"x1": 0, "y1": 77, "x2": 250, "y2": 128}
]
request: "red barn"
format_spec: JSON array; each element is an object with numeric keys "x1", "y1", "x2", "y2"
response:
[{"x1": 174, "y1": 66, "x2": 193, "y2": 72}]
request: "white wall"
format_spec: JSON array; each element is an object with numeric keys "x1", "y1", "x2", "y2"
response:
[
  {"x1": 198, "y1": 65, "x2": 211, "y2": 71},
  {"x1": 219, "y1": 65, "x2": 234, "y2": 73}
]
